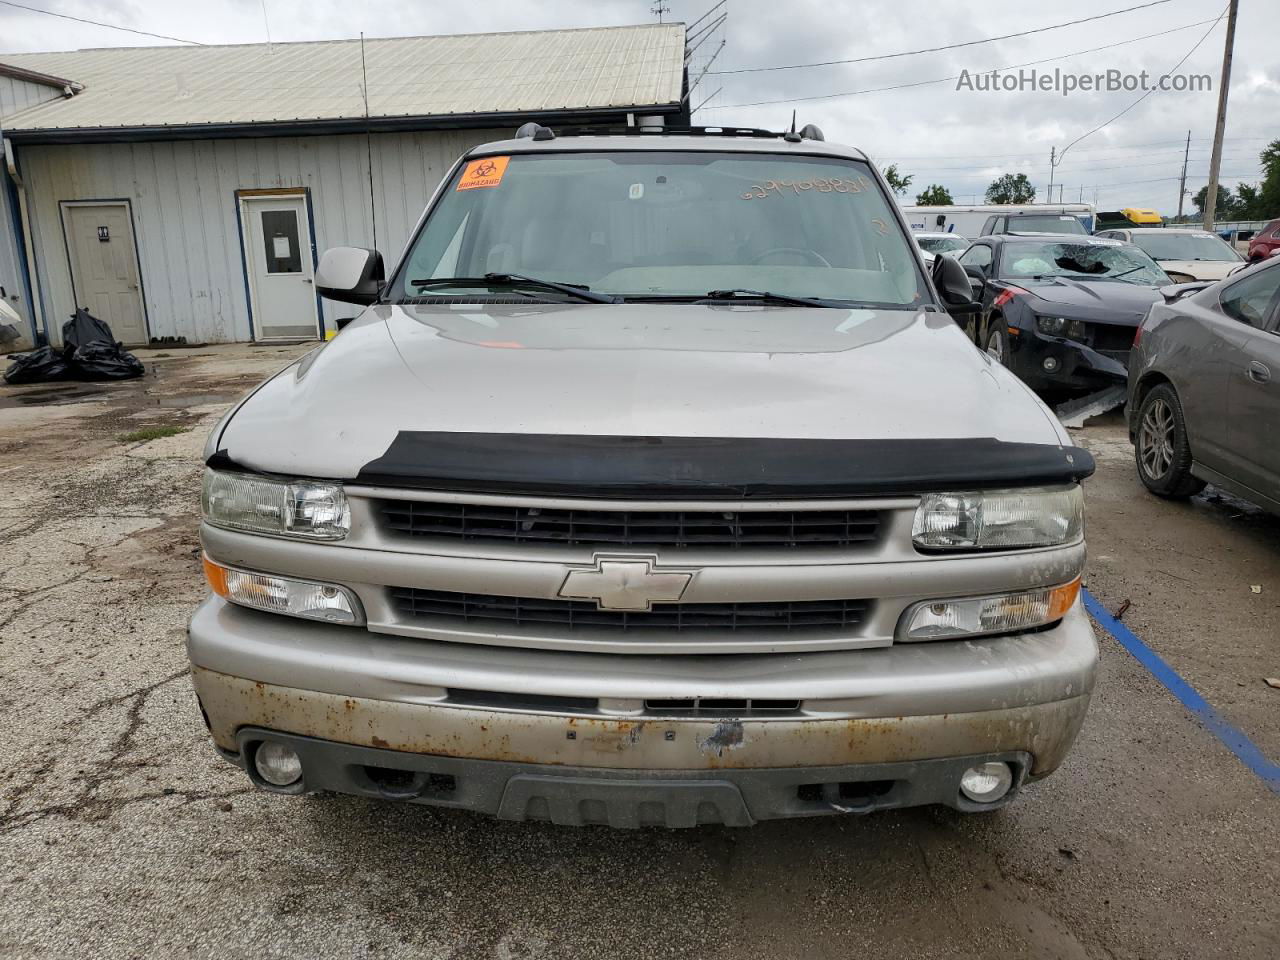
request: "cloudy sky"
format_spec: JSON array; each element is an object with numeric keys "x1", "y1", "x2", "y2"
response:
[{"x1": 1, "y1": 0, "x2": 1276, "y2": 215}]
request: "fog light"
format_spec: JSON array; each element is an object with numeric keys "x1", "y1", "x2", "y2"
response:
[
  {"x1": 254, "y1": 741, "x2": 303, "y2": 786},
  {"x1": 959, "y1": 762, "x2": 1014, "y2": 803},
  {"x1": 1042, "y1": 356, "x2": 1060, "y2": 372}
]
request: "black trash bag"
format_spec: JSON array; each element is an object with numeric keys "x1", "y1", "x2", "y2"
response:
[
  {"x1": 69, "y1": 339, "x2": 145, "y2": 381},
  {"x1": 4, "y1": 345, "x2": 71, "y2": 384},
  {"x1": 61, "y1": 307, "x2": 116, "y2": 353}
]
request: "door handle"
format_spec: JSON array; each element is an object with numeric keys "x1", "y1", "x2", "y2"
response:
[
  {"x1": 1247, "y1": 360, "x2": 1271, "y2": 384},
  {"x1": 302, "y1": 278, "x2": 313, "y2": 284}
]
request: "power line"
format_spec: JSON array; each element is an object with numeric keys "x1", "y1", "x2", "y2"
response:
[
  {"x1": 713, "y1": 16, "x2": 1218, "y2": 108},
  {"x1": 1055, "y1": 5, "x2": 1228, "y2": 166},
  {"x1": 710, "y1": 0, "x2": 1172, "y2": 75},
  {"x1": 887, "y1": 138, "x2": 1269, "y2": 162},
  {"x1": 0, "y1": 0, "x2": 204, "y2": 44},
  {"x1": 901, "y1": 153, "x2": 1258, "y2": 175}
]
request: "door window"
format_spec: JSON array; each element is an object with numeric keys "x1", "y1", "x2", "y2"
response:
[
  {"x1": 1220, "y1": 267, "x2": 1280, "y2": 327},
  {"x1": 959, "y1": 244, "x2": 993, "y2": 270},
  {"x1": 261, "y1": 210, "x2": 302, "y2": 274}
]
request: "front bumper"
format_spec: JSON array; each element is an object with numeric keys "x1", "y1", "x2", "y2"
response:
[
  {"x1": 1007, "y1": 328, "x2": 1129, "y2": 395},
  {"x1": 188, "y1": 597, "x2": 1098, "y2": 822}
]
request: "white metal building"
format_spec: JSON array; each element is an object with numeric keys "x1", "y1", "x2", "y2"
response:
[{"x1": 0, "y1": 24, "x2": 688, "y2": 346}]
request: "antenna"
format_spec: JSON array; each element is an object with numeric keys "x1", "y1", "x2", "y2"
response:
[
  {"x1": 651, "y1": 3, "x2": 670, "y2": 22},
  {"x1": 790, "y1": 110, "x2": 796, "y2": 134},
  {"x1": 260, "y1": 0, "x2": 272, "y2": 53},
  {"x1": 359, "y1": 32, "x2": 378, "y2": 253}
]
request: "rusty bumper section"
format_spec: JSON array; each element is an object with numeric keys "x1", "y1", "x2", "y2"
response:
[
  {"x1": 192, "y1": 668, "x2": 1090, "y2": 776},
  {"x1": 220, "y1": 725, "x2": 1037, "y2": 825}
]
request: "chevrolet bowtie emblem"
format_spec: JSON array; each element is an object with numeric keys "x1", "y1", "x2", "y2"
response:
[{"x1": 558, "y1": 557, "x2": 694, "y2": 611}]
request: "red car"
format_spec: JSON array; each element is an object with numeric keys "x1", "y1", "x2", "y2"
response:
[{"x1": 1247, "y1": 218, "x2": 1280, "y2": 262}]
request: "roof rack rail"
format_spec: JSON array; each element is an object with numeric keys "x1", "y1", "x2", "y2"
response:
[{"x1": 542, "y1": 125, "x2": 825, "y2": 141}]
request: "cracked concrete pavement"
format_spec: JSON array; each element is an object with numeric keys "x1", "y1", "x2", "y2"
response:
[{"x1": 1, "y1": 345, "x2": 1277, "y2": 959}]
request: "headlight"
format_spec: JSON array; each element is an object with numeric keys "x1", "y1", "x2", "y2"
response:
[
  {"x1": 203, "y1": 554, "x2": 363, "y2": 624},
  {"x1": 899, "y1": 578, "x2": 1080, "y2": 641},
  {"x1": 912, "y1": 485, "x2": 1083, "y2": 550},
  {"x1": 1036, "y1": 316, "x2": 1085, "y2": 340},
  {"x1": 201, "y1": 469, "x2": 349, "y2": 540}
]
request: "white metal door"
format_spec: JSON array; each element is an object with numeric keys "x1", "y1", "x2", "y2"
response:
[
  {"x1": 241, "y1": 194, "x2": 320, "y2": 340},
  {"x1": 61, "y1": 201, "x2": 147, "y2": 345}
]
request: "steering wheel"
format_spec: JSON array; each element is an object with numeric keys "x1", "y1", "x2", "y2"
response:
[{"x1": 751, "y1": 247, "x2": 833, "y2": 267}]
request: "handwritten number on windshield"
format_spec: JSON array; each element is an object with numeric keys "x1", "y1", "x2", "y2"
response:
[{"x1": 741, "y1": 175, "x2": 874, "y2": 199}]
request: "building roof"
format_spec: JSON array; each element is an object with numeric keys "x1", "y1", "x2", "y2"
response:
[{"x1": 0, "y1": 23, "x2": 686, "y2": 142}]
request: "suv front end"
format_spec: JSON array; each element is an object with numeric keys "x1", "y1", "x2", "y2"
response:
[{"x1": 187, "y1": 128, "x2": 1099, "y2": 826}]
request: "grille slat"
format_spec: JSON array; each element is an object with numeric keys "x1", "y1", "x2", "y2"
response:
[
  {"x1": 389, "y1": 587, "x2": 870, "y2": 634},
  {"x1": 375, "y1": 501, "x2": 882, "y2": 550}
]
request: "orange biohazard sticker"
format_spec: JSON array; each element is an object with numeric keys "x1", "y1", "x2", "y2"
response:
[{"x1": 457, "y1": 156, "x2": 510, "y2": 190}]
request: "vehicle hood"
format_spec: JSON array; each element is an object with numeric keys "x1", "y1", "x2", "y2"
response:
[
  {"x1": 1152, "y1": 259, "x2": 1238, "y2": 281},
  {"x1": 1018, "y1": 277, "x2": 1163, "y2": 325},
  {"x1": 213, "y1": 302, "x2": 1068, "y2": 480}
]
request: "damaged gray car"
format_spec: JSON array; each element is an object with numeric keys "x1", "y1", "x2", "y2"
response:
[{"x1": 188, "y1": 125, "x2": 1099, "y2": 827}]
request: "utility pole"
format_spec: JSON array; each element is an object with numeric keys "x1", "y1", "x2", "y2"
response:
[
  {"x1": 1177, "y1": 129, "x2": 1191, "y2": 220},
  {"x1": 1046, "y1": 146, "x2": 1055, "y2": 204},
  {"x1": 1203, "y1": 0, "x2": 1239, "y2": 231}
]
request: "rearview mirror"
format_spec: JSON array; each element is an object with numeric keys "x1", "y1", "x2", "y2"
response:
[
  {"x1": 316, "y1": 247, "x2": 385, "y2": 305},
  {"x1": 933, "y1": 255, "x2": 980, "y2": 314}
]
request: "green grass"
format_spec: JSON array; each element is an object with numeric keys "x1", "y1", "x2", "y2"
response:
[{"x1": 117, "y1": 425, "x2": 190, "y2": 443}]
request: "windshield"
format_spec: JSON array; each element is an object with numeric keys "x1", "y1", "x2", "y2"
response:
[
  {"x1": 392, "y1": 151, "x2": 926, "y2": 306},
  {"x1": 1128, "y1": 232, "x2": 1241, "y2": 262},
  {"x1": 1007, "y1": 215, "x2": 1089, "y2": 235},
  {"x1": 917, "y1": 235, "x2": 968, "y2": 254},
  {"x1": 1000, "y1": 241, "x2": 1168, "y2": 285}
]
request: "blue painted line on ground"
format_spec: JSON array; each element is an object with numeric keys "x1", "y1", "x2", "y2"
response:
[{"x1": 1083, "y1": 588, "x2": 1280, "y2": 794}]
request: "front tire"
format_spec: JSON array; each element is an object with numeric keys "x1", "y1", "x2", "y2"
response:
[
  {"x1": 984, "y1": 322, "x2": 1007, "y2": 365},
  {"x1": 1135, "y1": 384, "x2": 1205, "y2": 498}
]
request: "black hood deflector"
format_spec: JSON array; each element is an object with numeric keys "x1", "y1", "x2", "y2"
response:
[{"x1": 336, "y1": 432, "x2": 1096, "y2": 499}]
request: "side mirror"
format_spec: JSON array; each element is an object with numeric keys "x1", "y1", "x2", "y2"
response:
[
  {"x1": 963, "y1": 263, "x2": 987, "y2": 281},
  {"x1": 934, "y1": 254, "x2": 980, "y2": 314},
  {"x1": 1159, "y1": 280, "x2": 1214, "y2": 303},
  {"x1": 315, "y1": 247, "x2": 384, "y2": 305}
]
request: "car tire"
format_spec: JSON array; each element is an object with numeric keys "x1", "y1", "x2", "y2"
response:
[
  {"x1": 1134, "y1": 384, "x2": 1206, "y2": 499},
  {"x1": 984, "y1": 322, "x2": 1007, "y2": 365}
]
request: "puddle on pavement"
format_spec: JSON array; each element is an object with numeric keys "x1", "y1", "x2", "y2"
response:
[
  {"x1": 152, "y1": 393, "x2": 229, "y2": 408},
  {"x1": 0, "y1": 385, "x2": 110, "y2": 407}
]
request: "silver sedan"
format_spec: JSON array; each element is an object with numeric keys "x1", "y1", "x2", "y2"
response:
[{"x1": 1128, "y1": 257, "x2": 1280, "y2": 513}]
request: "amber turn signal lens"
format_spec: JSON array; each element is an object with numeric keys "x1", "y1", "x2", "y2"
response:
[
  {"x1": 1047, "y1": 577, "x2": 1081, "y2": 620},
  {"x1": 203, "y1": 553, "x2": 230, "y2": 597}
]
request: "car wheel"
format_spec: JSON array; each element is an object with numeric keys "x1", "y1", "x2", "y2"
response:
[
  {"x1": 1134, "y1": 384, "x2": 1206, "y2": 498},
  {"x1": 984, "y1": 323, "x2": 1007, "y2": 364}
]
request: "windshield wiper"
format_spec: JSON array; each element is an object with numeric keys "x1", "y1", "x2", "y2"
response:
[
  {"x1": 408, "y1": 273, "x2": 619, "y2": 304},
  {"x1": 698, "y1": 288, "x2": 846, "y2": 308}
]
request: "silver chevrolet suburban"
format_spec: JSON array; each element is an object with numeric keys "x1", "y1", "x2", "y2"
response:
[{"x1": 188, "y1": 124, "x2": 1098, "y2": 827}]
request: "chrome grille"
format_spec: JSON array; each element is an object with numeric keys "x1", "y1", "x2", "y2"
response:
[
  {"x1": 389, "y1": 587, "x2": 871, "y2": 634},
  {"x1": 375, "y1": 501, "x2": 882, "y2": 550}
]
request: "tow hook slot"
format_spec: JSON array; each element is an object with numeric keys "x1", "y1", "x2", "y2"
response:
[{"x1": 359, "y1": 764, "x2": 457, "y2": 800}]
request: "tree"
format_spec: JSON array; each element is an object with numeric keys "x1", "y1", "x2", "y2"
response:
[
  {"x1": 1259, "y1": 138, "x2": 1280, "y2": 219},
  {"x1": 1233, "y1": 183, "x2": 1264, "y2": 221},
  {"x1": 915, "y1": 183, "x2": 954, "y2": 206},
  {"x1": 882, "y1": 164, "x2": 913, "y2": 197},
  {"x1": 1193, "y1": 183, "x2": 1236, "y2": 220},
  {"x1": 985, "y1": 173, "x2": 1036, "y2": 205}
]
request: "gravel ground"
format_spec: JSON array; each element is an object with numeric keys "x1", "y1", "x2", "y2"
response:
[{"x1": 1, "y1": 345, "x2": 1276, "y2": 960}]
